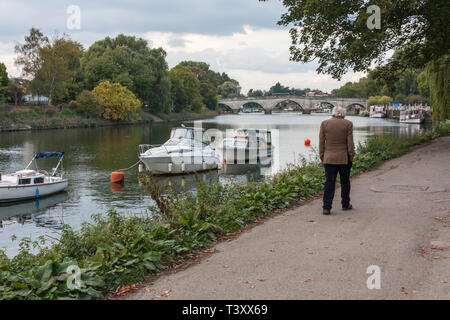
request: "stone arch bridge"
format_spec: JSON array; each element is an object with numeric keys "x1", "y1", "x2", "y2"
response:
[{"x1": 219, "y1": 96, "x2": 367, "y2": 114}]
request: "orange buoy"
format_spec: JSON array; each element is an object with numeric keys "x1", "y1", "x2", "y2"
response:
[
  {"x1": 304, "y1": 138, "x2": 311, "y2": 147},
  {"x1": 110, "y1": 171, "x2": 125, "y2": 183},
  {"x1": 221, "y1": 160, "x2": 227, "y2": 165}
]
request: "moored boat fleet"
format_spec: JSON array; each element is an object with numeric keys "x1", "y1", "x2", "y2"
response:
[
  {"x1": 370, "y1": 105, "x2": 425, "y2": 124},
  {"x1": 138, "y1": 126, "x2": 273, "y2": 175},
  {"x1": 1, "y1": 126, "x2": 274, "y2": 203}
]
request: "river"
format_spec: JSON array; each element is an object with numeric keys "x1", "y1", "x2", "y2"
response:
[{"x1": 0, "y1": 113, "x2": 427, "y2": 256}]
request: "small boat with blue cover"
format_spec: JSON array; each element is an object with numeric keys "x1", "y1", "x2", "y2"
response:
[{"x1": 0, "y1": 152, "x2": 68, "y2": 203}]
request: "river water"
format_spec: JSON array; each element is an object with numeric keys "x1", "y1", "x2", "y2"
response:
[{"x1": 0, "y1": 113, "x2": 426, "y2": 256}]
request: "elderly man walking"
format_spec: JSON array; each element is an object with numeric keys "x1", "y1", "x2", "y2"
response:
[{"x1": 319, "y1": 106, "x2": 355, "y2": 215}]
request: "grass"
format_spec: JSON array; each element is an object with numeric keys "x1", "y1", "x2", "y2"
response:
[
  {"x1": 0, "y1": 122, "x2": 448, "y2": 299},
  {"x1": 0, "y1": 107, "x2": 220, "y2": 132}
]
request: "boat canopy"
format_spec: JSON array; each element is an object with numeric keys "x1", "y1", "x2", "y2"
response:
[{"x1": 34, "y1": 152, "x2": 64, "y2": 159}]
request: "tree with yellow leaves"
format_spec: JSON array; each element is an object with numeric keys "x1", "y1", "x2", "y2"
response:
[{"x1": 93, "y1": 81, "x2": 141, "y2": 121}]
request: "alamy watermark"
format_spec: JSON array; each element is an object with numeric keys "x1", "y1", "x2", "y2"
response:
[
  {"x1": 366, "y1": 265, "x2": 381, "y2": 289},
  {"x1": 366, "y1": 5, "x2": 381, "y2": 30},
  {"x1": 66, "y1": 265, "x2": 84, "y2": 290},
  {"x1": 67, "y1": 5, "x2": 81, "y2": 30}
]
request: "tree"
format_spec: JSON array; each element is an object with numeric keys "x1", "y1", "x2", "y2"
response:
[
  {"x1": 218, "y1": 81, "x2": 241, "y2": 98},
  {"x1": 200, "y1": 80, "x2": 218, "y2": 110},
  {"x1": 14, "y1": 28, "x2": 49, "y2": 79},
  {"x1": 6, "y1": 82, "x2": 26, "y2": 105},
  {"x1": 77, "y1": 90, "x2": 102, "y2": 117},
  {"x1": 168, "y1": 66, "x2": 204, "y2": 112},
  {"x1": 33, "y1": 35, "x2": 83, "y2": 105},
  {"x1": 15, "y1": 30, "x2": 83, "y2": 105},
  {"x1": 272, "y1": 0, "x2": 449, "y2": 121},
  {"x1": 0, "y1": 62, "x2": 8, "y2": 87},
  {"x1": 269, "y1": 82, "x2": 290, "y2": 94},
  {"x1": 93, "y1": 81, "x2": 141, "y2": 121},
  {"x1": 81, "y1": 34, "x2": 171, "y2": 113}
]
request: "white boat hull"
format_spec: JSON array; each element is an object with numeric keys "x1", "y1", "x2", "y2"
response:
[
  {"x1": 400, "y1": 119, "x2": 424, "y2": 124},
  {"x1": 140, "y1": 155, "x2": 219, "y2": 175},
  {"x1": 0, "y1": 180, "x2": 68, "y2": 203},
  {"x1": 370, "y1": 113, "x2": 387, "y2": 118},
  {"x1": 221, "y1": 147, "x2": 273, "y2": 164}
]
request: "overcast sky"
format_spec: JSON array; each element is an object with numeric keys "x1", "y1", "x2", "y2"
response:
[{"x1": 0, "y1": 0, "x2": 364, "y2": 93}]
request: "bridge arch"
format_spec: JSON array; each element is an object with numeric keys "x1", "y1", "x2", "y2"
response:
[
  {"x1": 241, "y1": 101, "x2": 265, "y2": 112},
  {"x1": 345, "y1": 103, "x2": 366, "y2": 115},
  {"x1": 316, "y1": 101, "x2": 335, "y2": 109},
  {"x1": 218, "y1": 103, "x2": 234, "y2": 113},
  {"x1": 272, "y1": 99, "x2": 304, "y2": 112}
]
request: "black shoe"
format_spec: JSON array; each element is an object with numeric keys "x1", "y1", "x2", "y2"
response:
[
  {"x1": 323, "y1": 208, "x2": 331, "y2": 215},
  {"x1": 342, "y1": 204, "x2": 353, "y2": 211}
]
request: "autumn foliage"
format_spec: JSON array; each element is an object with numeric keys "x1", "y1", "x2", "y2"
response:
[{"x1": 93, "y1": 81, "x2": 142, "y2": 121}]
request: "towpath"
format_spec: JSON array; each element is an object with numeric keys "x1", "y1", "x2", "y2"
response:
[{"x1": 126, "y1": 137, "x2": 450, "y2": 299}]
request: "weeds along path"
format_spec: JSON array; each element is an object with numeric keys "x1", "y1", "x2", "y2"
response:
[{"x1": 126, "y1": 136, "x2": 450, "y2": 300}]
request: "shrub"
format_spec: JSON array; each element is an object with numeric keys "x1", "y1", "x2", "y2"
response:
[
  {"x1": 76, "y1": 90, "x2": 102, "y2": 118},
  {"x1": 93, "y1": 81, "x2": 142, "y2": 121},
  {"x1": 68, "y1": 100, "x2": 78, "y2": 110}
]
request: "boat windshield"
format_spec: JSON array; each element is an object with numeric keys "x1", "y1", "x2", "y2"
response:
[
  {"x1": 171, "y1": 128, "x2": 192, "y2": 140},
  {"x1": 166, "y1": 128, "x2": 210, "y2": 146}
]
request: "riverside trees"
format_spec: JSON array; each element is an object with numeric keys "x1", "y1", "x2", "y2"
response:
[{"x1": 11, "y1": 29, "x2": 240, "y2": 118}]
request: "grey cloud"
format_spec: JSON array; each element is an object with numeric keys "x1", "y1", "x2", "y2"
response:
[
  {"x1": 166, "y1": 47, "x2": 318, "y2": 74},
  {"x1": 0, "y1": 0, "x2": 286, "y2": 45}
]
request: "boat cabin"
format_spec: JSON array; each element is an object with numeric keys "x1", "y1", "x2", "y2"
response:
[{"x1": 0, "y1": 170, "x2": 47, "y2": 186}]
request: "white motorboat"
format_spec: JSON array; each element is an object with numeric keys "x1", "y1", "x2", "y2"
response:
[
  {"x1": 370, "y1": 105, "x2": 387, "y2": 118},
  {"x1": 139, "y1": 127, "x2": 220, "y2": 175},
  {"x1": 400, "y1": 109, "x2": 424, "y2": 124},
  {"x1": 220, "y1": 129, "x2": 273, "y2": 165},
  {"x1": 0, "y1": 152, "x2": 68, "y2": 203}
]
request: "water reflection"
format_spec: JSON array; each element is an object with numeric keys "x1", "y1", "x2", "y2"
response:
[{"x1": 0, "y1": 192, "x2": 69, "y2": 227}]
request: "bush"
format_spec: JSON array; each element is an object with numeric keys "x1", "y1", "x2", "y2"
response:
[
  {"x1": 68, "y1": 100, "x2": 78, "y2": 110},
  {"x1": 77, "y1": 90, "x2": 102, "y2": 118},
  {"x1": 93, "y1": 81, "x2": 141, "y2": 121}
]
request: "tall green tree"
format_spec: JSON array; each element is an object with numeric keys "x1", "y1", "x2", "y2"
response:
[
  {"x1": 15, "y1": 30, "x2": 82, "y2": 105},
  {"x1": 269, "y1": 82, "x2": 290, "y2": 94},
  {"x1": 218, "y1": 81, "x2": 241, "y2": 98},
  {"x1": 33, "y1": 35, "x2": 83, "y2": 105},
  {"x1": 0, "y1": 62, "x2": 8, "y2": 87},
  {"x1": 168, "y1": 66, "x2": 204, "y2": 112},
  {"x1": 81, "y1": 35, "x2": 171, "y2": 113},
  {"x1": 14, "y1": 28, "x2": 48, "y2": 79},
  {"x1": 271, "y1": 0, "x2": 449, "y2": 121}
]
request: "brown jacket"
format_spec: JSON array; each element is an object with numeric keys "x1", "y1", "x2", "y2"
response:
[{"x1": 319, "y1": 117, "x2": 355, "y2": 165}]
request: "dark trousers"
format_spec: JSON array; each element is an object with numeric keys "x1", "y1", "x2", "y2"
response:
[{"x1": 323, "y1": 162, "x2": 352, "y2": 210}]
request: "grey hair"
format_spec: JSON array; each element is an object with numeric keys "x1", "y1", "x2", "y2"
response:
[{"x1": 332, "y1": 106, "x2": 346, "y2": 118}]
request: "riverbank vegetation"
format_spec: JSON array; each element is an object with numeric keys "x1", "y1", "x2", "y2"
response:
[
  {"x1": 0, "y1": 30, "x2": 238, "y2": 128},
  {"x1": 0, "y1": 122, "x2": 448, "y2": 300}
]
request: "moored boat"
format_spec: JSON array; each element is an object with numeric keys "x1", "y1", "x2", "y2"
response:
[
  {"x1": 399, "y1": 109, "x2": 424, "y2": 124},
  {"x1": 220, "y1": 129, "x2": 273, "y2": 165},
  {"x1": 0, "y1": 152, "x2": 68, "y2": 203},
  {"x1": 139, "y1": 127, "x2": 220, "y2": 175},
  {"x1": 370, "y1": 105, "x2": 387, "y2": 118}
]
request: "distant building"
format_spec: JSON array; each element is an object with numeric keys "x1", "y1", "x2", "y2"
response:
[{"x1": 23, "y1": 94, "x2": 49, "y2": 103}]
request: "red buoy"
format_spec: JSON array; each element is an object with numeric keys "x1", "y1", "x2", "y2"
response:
[
  {"x1": 110, "y1": 171, "x2": 124, "y2": 183},
  {"x1": 304, "y1": 139, "x2": 311, "y2": 147}
]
